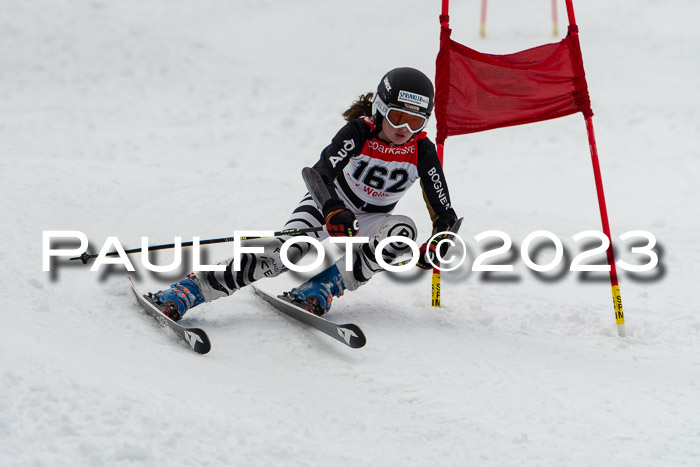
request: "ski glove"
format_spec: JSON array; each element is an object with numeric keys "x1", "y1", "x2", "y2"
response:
[
  {"x1": 322, "y1": 199, "x2": 359, "y2": 237},
  {"x1": 416, "y1": 234, "x2": 451, "y2": 270}
]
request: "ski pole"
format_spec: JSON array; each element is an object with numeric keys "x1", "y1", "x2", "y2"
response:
[{"x1": 69, "y1": 226, "x2": 326, "y2": 264}]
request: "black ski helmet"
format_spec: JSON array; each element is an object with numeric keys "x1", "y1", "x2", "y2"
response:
[{"x1": 372, "y1": 67, "x2": 435, "y2": 129}]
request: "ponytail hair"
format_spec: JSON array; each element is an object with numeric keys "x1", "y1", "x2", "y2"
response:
[{"x1": 342, "y1": 93, "x2": 374, "y2": 121}]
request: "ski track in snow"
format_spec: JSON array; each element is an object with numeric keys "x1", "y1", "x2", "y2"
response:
[{"x1": 2, "y1": 0, "x2": 700, "y2": 465}]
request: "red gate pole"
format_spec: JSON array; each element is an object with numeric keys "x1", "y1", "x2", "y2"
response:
[
  {"x1": 566, "y1": 0, "x2": 626, "y2": 337},
  {"x1": 552, "y1": 0, "x2": 559, "y2": 36},
  {"x1": 437, "y1": 0, "x2": 450, "y2": 167},
  {"x1": 432, "y1": 0, "x2": 451, "y2": 307},
  {"x1": 480, "y1": 0, "x2": 488, "y2": 37}
]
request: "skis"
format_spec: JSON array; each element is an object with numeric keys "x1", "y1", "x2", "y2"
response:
[
  {"x1": 252, "y1": 286, "x2": 367, "y2": 349},
  {"x1": 128, "y1": 278, "x2": 211, "y2": 354},
  {"x1": 127, "y1": 279, "x2": 363, "y2": 353}
]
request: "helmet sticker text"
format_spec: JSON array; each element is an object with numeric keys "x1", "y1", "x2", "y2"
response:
[{"x1": 398, "y1": 90, "x2": 430, "y2": 109}]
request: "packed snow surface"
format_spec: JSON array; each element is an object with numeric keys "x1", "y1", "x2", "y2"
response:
[{"x1": 2, "y1": 0, "x2": 699, "y2": 465}]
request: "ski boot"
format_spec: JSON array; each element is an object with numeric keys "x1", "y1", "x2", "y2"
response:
[
  {"x1": 144, "y1": 273, "x2": 205, "y2": 321},
  {"x1": 284, "y1": 264, "x2": 346, "y2": 316}
]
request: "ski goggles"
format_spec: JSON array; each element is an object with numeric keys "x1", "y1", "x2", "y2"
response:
[
  {"x1": 384, "y1": 107, "x2": 429, "y2": 133},
  {"x1": 374, "y1": 95, "x2": 429, "y2": 133}
]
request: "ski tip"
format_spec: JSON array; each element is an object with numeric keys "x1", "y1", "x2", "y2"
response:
[
  {"x1": 337, "y1": 323, "x2": 366, "y2": 349},
  {"x1": 183, "y1": 328, "x2": 212, "y2": 354}
]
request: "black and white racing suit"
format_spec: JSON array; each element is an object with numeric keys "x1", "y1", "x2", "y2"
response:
[{"x1": 197, "y1": 117, "x2": 459, "y2": 301}]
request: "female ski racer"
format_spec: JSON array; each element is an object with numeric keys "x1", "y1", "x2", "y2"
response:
[{"x1": 146, "y1": 67, "x2": 459, "y2": 319}]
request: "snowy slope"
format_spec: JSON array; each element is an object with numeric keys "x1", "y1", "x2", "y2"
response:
[{"x1": 2, "y1": 0, "x2": 700, "y2": 466}]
